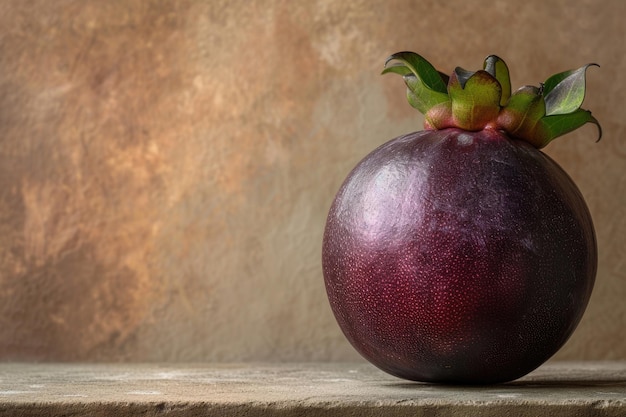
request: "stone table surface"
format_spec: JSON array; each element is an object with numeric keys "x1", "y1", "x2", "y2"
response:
[{"x1": 0, "y1": 362, "x2": 625, "y2": 416}]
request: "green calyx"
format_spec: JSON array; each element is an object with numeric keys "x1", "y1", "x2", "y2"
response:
[{"x1": 382, "y1": 52, "x2": 601, "y2": 148}]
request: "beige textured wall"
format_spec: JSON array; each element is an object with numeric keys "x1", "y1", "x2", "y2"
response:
[{"x1": 0, "y1": 0, "x2": 623, "y2": 362}]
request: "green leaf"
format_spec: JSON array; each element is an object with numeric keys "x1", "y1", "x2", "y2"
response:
[
  {"x1": 403, "y1": 74, "x2": 451, "y2": 113},
  {"x1": 504, "y1": 86, "x2": 545, "y2": 118},
  {"x1": 542, "y1": 64, "x2": 596, "y2": 96},
  {"x1": 497, "y1": 85, "x2": 545, "y2": 142},
  {"x1": 453, "y1": 67, "x2": 475, "y2": 88},
  {"x1": 537, "y1": 109, "x2": 602, "y2": 146},
  {"x1": 483, "y1": 55, "x2": 511, "y2": 106},
  {"x1": 448, "y1": 69, "x2": 501, "y2": 130},
  {"x1": 381, "y1": 62, "x2": 412, "y2": 76},
  {"x1": 383, "y1": 52, "x2": 451, "y2": 114},
  {"x1": 383, "y1": 52, "x2": 448, "y2": 94},
  {"x1": 437, "y1": 71, "x2": 450, "y2": 85},
  {"x1": 543, "y1": 64, "x2": 598, "y2": 116}
]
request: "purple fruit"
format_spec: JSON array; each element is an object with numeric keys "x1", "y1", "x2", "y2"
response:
[{"x1": 322, "y1": 53, "x2": 601, "y2": 384}]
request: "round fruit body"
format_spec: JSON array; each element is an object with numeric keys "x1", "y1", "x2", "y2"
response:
[{"x1": 322, "y1": 128, "x2": 597, "y2": 384}]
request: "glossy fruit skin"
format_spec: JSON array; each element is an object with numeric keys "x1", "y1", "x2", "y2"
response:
[{"x1": 322, "y1": 128, "x2": 597, "y2": 384}]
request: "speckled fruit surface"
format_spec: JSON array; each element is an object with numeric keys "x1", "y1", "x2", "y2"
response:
[{"x1": 322, "y1": 128, "x2": 597, "y2": 384}]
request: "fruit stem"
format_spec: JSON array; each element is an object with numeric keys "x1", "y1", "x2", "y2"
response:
[{"x1": 383, "y1": 53, "x2": 601, "y2": 148}]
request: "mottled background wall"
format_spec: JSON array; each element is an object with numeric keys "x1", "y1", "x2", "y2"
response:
[{"x1": 0, "y1": 0, "x2": 624, "y2": 362}]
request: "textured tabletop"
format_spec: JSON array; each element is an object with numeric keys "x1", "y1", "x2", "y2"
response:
[{"x1": 1, "y1": 362, "x2": 625, "y2": 416}]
